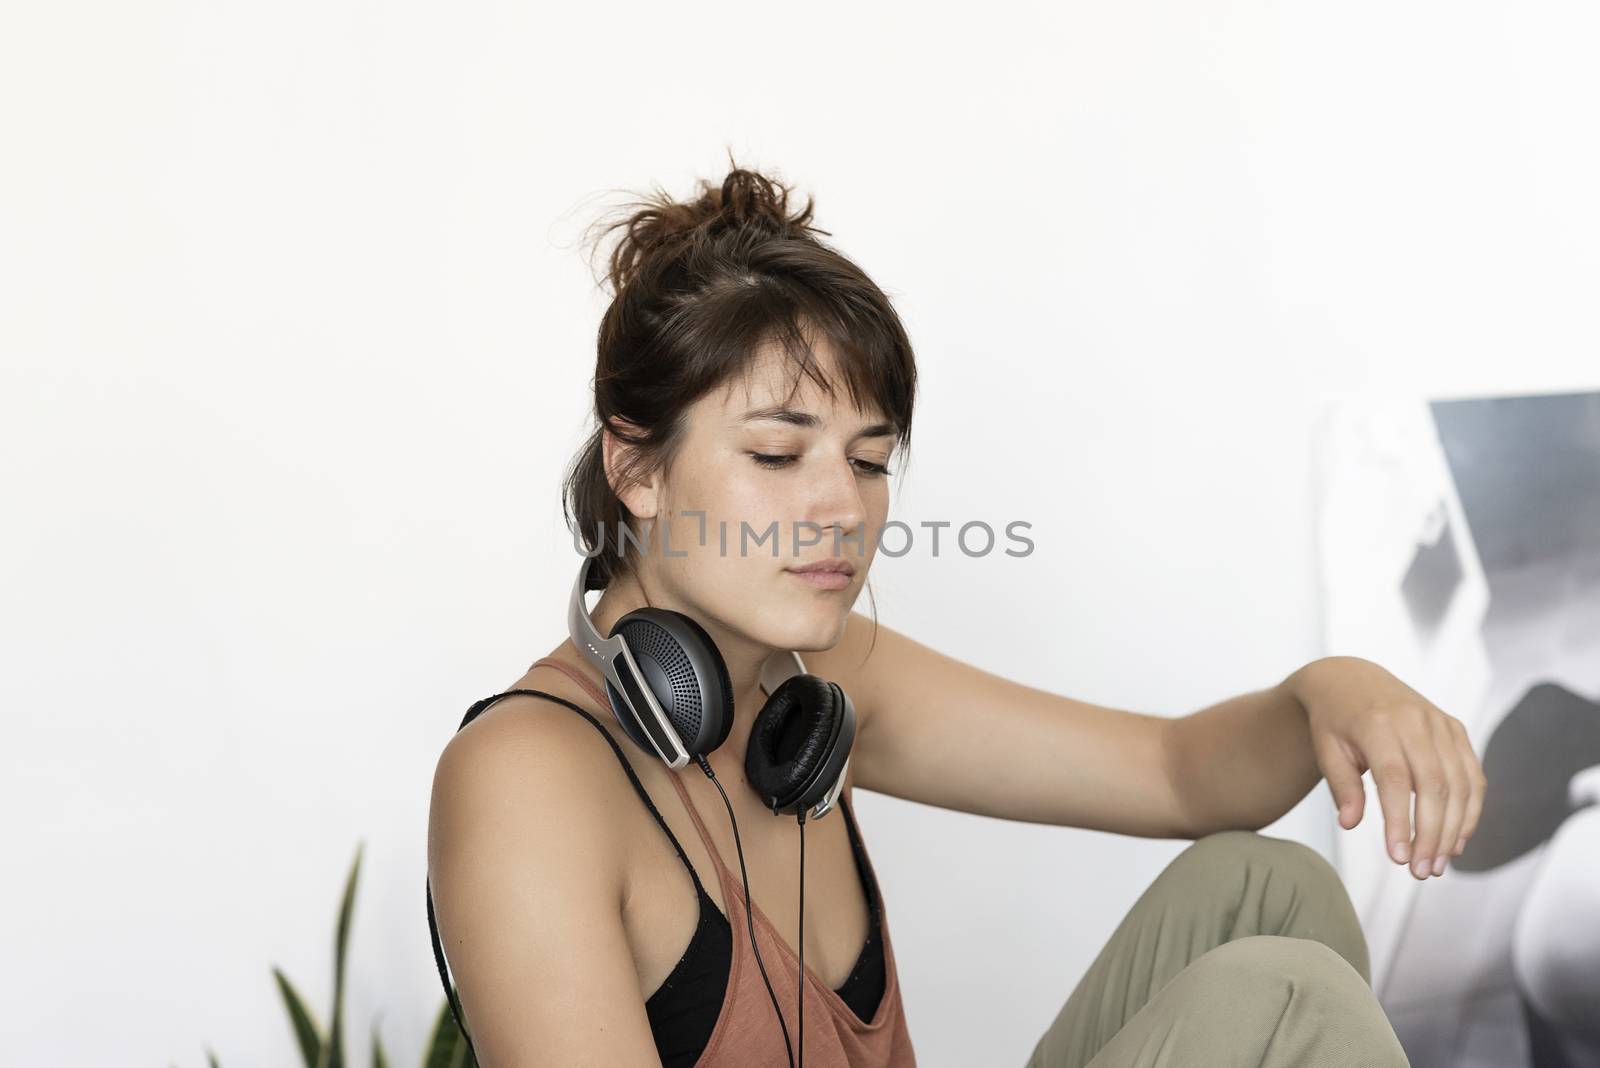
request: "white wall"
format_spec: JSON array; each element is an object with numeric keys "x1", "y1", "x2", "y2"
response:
[{"x1": 3, "y1": 2, "x2": 1596, "y2": 1066}]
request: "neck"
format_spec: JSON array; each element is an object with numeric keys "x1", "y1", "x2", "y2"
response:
[{"x1": 584, "y1": 569, "x2": 774, "y2": 772}]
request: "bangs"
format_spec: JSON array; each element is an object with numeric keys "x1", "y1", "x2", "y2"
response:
[{"x1": 660, "y1": 262, "x2": 916, "y2": 459}]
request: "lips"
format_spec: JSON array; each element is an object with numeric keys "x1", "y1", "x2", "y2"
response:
[{"x1": 785, "y1": 558, "x2": 857, "y2": 576}]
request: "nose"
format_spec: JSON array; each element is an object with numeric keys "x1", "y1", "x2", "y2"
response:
[{"x1": 800, "y1": 454, "x2": 869, "y2": 555}]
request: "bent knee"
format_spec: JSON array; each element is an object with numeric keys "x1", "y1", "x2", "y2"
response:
[
  {"x1": 1176, "y1": 830, "x2": 1356, "y2": 914},
  {"x1": 1159, "y1": 830, "x2": 1373, "y2": 983},
  {"x1": 1198, "y1": 934, "x2": 1360, "y2": 985},
  {"x1": 1182, "y1": 829, "x2": 1334, "y2": 881}
]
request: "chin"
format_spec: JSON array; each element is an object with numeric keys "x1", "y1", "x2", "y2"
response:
[{"x1": 767, "y1": 600, "x2": 852, "y2": 650}]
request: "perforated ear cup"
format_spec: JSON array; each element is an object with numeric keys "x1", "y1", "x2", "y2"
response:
[
  {"x1": 604, "y1": 607, "x2": 736, "y2": 759},
  {"x1": 745, "y1": 674, "x2": 855, "y2": 816}
]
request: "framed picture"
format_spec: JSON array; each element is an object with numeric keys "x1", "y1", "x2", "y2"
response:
[{"x1": 1313, "y1": 390, "x2": 1600, "y2": 1068}]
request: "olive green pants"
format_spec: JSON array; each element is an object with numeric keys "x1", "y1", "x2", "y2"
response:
[{"x1": 1024, "y1": 830, "x2": 1411, "y2": 1068}]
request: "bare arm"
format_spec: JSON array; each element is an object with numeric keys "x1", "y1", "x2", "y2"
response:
[
  {"x1": 809, "y1": 608, "x2": 1486, "y2": 871},
  {"x1": 1161, "y1": 676, "x2": 1317, "y2": 836},
  {"x1": 805, "y1": 612, "x2": 1193, "y2": 838},
  {"x1": 428, "y1": 703, "x2": 664, "y2": 1067}
]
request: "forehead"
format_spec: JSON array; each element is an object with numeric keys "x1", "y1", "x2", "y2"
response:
[{"x1": 711, "y1": 335, "x2": 889, "y2": 429}]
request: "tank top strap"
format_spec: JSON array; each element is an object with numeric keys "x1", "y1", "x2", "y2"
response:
[
  {"x1": 529, "y1": 655, "x2": 613, "y2": 710},
  {"x1": 659, "y1": 771, "x2": 739, "y2": 883},
  {"x1": 473, "y1": 676, "x2": 714, "y2": 904},
  {"x1": 530, "y1": 658, "x2": 737, "y2": 879}
]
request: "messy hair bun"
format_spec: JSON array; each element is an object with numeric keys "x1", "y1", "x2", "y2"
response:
[
  {"x1": 593, "y1": 166, "x2": 832, "y2": 297},
  {"x1": 565, "y1": 154, "x2": 918, "y2": 592}
]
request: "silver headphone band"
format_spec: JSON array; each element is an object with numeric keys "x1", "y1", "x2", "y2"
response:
[{"x1": 569, "y1": 555, "x2": 691, "y2": 768}]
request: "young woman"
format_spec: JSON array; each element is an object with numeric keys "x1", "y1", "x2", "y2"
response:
[{"x1": 427, "y1": 164, "x2": 1486, "y2": 1068}]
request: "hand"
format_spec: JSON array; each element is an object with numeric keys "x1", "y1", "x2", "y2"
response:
[{"x1": 1288, "y1": 656, "x2": 1487, "y2": 880}]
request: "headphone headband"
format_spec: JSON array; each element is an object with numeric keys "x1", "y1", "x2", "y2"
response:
[{"x1": 569, "y1": 554, "x2": 692, "y2": 767}]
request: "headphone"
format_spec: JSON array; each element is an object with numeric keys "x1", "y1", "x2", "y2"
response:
[
  {"x1": 426, "y1": 552, "x2": 858, "y2": 1068},
  {"x1": 568, "y1": 552, "x2": 855, "y2": 819}
]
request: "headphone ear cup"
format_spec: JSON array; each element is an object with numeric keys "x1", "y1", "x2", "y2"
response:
[
  {"x1": 660, "y1": 609, "x2": 736, "y2": 754},
  {"x1": 607, "y1": 607, "x2": 735, "y2": 758},
  {"x1": 746, "y1": 674, "x2": 854, "y2": 815}
]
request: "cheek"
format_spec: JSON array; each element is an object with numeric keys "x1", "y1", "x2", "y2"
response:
[
  {"x1": 715, "y1": 469, "x2": 796, "y2": 525},
  {"x1": 667, "y1": 459, "x2": 758, "y2": 515},
  {"x1": 862, "y1": 482, "x2": 892, "y2": 525},
  {"x1": 681, "y1": 476, "x2": 793, "y2": 557}
]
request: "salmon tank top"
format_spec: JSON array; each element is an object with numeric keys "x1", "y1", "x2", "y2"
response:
[{"x1": 509, "y1": 654, "x2": 919, "y2": 1067}]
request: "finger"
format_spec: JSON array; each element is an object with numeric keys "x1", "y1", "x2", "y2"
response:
[
  {"x1": 1368, "y1": 734, "x2": 1415, "y2": 865},
  {"x1": 1428, "y1": 714, "x2": 1467, "y2": 876},
  {"x1": 1314, "y1": 731, "x2": 1367, "y2": 830},
  {"x1": 1401, "y1": 712, "x2": 1450, "y2": 879},
  {"x1": 1450, "y1": 716, "x2": 1486, "y2": 854}
]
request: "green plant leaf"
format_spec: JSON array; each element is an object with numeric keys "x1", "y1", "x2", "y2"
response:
[
  {"x1": 370, "y1": 1018, "x2": 390, "y2": 1068},
  {"x1": 422, "y1": 1001, "x2": 450, "y2": 1068},
  {"x1": 423, "y1": 1000, "x2": 473, "y2": 1068},
  {"x1": 323, "y1": 841, "x2": 364, "y2": 1068},
  {"x1": 272, "y1": 966, "x2": 323, "y2": 1068},
  {"x1": 206, "y1": 1047, "x2": 221, "y2": 1068}
]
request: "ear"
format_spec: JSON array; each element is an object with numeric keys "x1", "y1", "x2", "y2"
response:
[{"x1": 601, "y1": 418, "x2": 660, "y2": 521}]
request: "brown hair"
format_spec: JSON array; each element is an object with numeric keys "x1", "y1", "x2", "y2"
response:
[{"x1": 563, "y1": 156, "x2": 919, "y2": 622}]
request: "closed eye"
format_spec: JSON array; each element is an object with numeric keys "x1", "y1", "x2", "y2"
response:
[{"x1": 749, "y1": 453, "x2": 893, "y2": 477}]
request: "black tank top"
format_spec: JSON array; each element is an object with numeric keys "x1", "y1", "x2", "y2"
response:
[{"x1": 464, "y1": 687, "x2": 886, "y2": 1068}]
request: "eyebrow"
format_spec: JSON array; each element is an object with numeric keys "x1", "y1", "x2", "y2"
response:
[{"x1": 740, "y1": 404, "x2": 898, "y2": 440}]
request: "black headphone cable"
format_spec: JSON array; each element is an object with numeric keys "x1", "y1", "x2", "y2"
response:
[
  {"x1": 797, "y1": 807, "x2": 808, "y2": 1068},
  {"x1": 695, "y1": 754, "x2": 799, "y2": 1068}
]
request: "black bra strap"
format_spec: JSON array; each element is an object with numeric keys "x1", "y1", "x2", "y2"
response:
[
  {"x1": 425, "y1": 687, "x2": 710, "y2": 1062},
  {"x1": 835, "y1": 795, "x2": 878, "y2": 907}
]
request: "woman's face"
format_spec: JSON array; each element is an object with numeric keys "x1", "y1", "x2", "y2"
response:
[{"x1": 634, "y1": 338, "x2": 896, "y2": 657}]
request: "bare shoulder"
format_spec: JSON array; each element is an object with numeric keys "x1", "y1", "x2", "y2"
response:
[
  {"x1": 430, "y1": 691, "x2": 633, "y2": 869},
  {"x1": 427, "y1": 692, "x2": 663, "y2": 1062}
]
